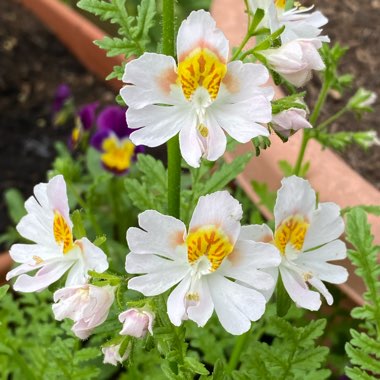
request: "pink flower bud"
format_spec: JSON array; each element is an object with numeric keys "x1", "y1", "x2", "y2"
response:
[
  {"x1": 272, "y1": 107, "x2": 312, "y2": 138},
  {"x1": 102, "y1": 343, "x2": 130, "y2": 366},
  {"x1": 52, "y1": 284, "x2": 115, "y2": 339},
  {"x1": 118, "y1": 308, "x2": 155, "y2": 338},
  {"x1": 262, "y1": 39, "x2": 325, "y2": 87}
]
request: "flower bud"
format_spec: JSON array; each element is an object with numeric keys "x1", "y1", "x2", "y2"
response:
[
  {"x1": 348, "y1": 88, "x2": 377, "y2": 114},
  {"x1": 52, "y1": 284, "x2": 115, "y2": 339},
  {"x1": 118, "y1": 307, "x2": 155, "y2": 338},
  {"x1": 262, "y1": 39, "x2": 325, "y2": 87},
  {"x1": 272, "y1": 107, "x2": 312, "y2": 138},
  {"x1": 102, "y1": 343, "x2": 130, "y2": 366}
]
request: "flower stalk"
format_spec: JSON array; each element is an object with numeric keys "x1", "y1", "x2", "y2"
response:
[{"x1": 162, "y1": 0, "x2": 181, "y2": 219}]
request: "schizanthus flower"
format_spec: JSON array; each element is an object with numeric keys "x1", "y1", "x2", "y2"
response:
[
  {"x1": 6, "y1": 175, "x2": 108, "y2": 292},
  {"x1": 121, "y1": 10, "x2": 273, "y2": 168},
  {"x1": 53, "y1": 284, "x2": 115, "y2": 339},
  {"x1": 91, "y1": 106, "x2": 144, "y2": 175},
  {"x1": 119, "y1": 307, "x2": 155, "y2": 338},
  {"x1": 102, "y1": 343, "x2": 131, "y2": 366},
  {"x1": 271, "y1": 107, "x2": 312, "y2": 138},
  {"x1": 126, "y1": 191, "x2": 280, "y2": 335},
  {"x1": 242, "y1": 176, "x2": 348, "y2": 310}
]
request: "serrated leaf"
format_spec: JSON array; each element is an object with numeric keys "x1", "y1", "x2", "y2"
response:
[
  {"x1": 183, "y1": 357, "x2": 209, "y2": 375},
  {"x1": 345, "y1": 343, "x2": 380, "y2": 374},
  {"x1": 95, "y1": 36, "x2": 137, "y2": 57},
  {"x1": 201, "y1": 153, "x2": 252, "y2": 195},
  {"x1": 133, "y1": 0, "x2": 156, "y2": 41}
]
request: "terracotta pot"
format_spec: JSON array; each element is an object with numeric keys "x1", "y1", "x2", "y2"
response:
[
  {"x1": 19, "y1": 0, "x2": 380, "y2": 305},
  {"x1": 0, "y1": 252, "x2": 12, "y2": 285}
]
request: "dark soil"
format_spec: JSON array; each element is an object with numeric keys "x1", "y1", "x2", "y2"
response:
[
  {"x1": 306, "y1": 0, "x2": 380, "y2": 189},
  {"x1": 0, "y1": 0, "x2": 115, "y2": 243},
  {"x1": 0, "y1": 0, "x2": 379, "y2": 244}
]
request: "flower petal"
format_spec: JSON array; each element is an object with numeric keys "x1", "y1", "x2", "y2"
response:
[
  {"x1": 127, "y1": 104, "x2": 192, "y2": 147},
  {"x1": 280, "y1": 265, "x2": 321, "y2": 310},
  {"x1": 210, "y1": 97, "x2": 270, "y2": 143},
  {"x1": 299, "y1": 239, "x2": 346, "y2": 262},
  {"x1": 12, "y1": 261, "x2": 74, "y2": 293},
  {"x1": 177, "y1": 10, "x2": 229, "y2": 64},
  {"x1": 220, "y1": 61, "x2": 273, "y2": 103},
  {"x1": 47, "y1": 175, "x2": 72, "y2": 227},
  {"x1": 189, "y1": 191, "x2": 242, "y2": 245},
  {"x1": 209, "y1": 274, "x2": 266, "y2": 335},
  {"x1": 187, "y1": 277, "x2": 214, "y2": 327},
  {"x1": 308, "y1": 276, "x2": 333, "y2": 305},
  {"x1": 303, "y1": 202, "x2": 344, "y2": 250},
  {"x1": 127, "y1": 255, "x2": 190, "y2": 297},
  {"x1": 121, "y1": 53, "x2": 179, "y2": 109},
  {"x1": 274, "y1": 175, "x2": 316, "y2": 228},
  {"x1": 167, "y1": 275, "x2": 192, "y2": 326},
  {"x1": 127, "y1": 210, "x2": 186, "y2": 260},
  {"x1": 239, "y1": 224, "x2": 274, "y2": 242}
]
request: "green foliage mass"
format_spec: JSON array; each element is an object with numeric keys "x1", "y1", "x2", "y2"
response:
[
  {"x1": 344, "y1": 208, "x2": 380, "y2": 379},
  {"x1": 237, "y1": 317, "x2": 330, "y2": 380}
]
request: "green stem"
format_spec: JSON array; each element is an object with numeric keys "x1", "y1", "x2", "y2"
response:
[
  {"x1": 231, "y1": 32, "x2": 252, "y2": 61},
  {"x1": 316, "y1": 106, "x2": 348, "y2": 131},
  {"x1": 227, "y1": 330, "x2": 251, "y2": 372},
  {"x1": 162, "y1": 0, "x2": 181, "y2": 219},
  {"x1": 293, "y1": 131, "x2": 310, "y2": 176},
  {"x1": 293, "y1": 79, "x2": 331, "y2": 175}
]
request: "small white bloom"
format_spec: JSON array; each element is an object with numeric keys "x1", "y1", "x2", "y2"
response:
[
  {"x1": 6, "y1": 175, "x2": 108, "y2": 292},
  {"x1": 241, "y1": 176, "x2": 348, "y2": 311},
  {"x1": 52, "y1": 284, "x2": 115, "y2": 339},
  {"x1": 125, "y1": 191, "x2": 281, "y2": 335},
  {"x1": 248, "y1": 0, "x2": 329, "y2": 43},
  {"x1": 102, "y1": 343, "x2": 130, "y2": 366},
  {"x1": 262, "y1": 39, "x2": 325, "y2": 87},
  {"x1": 120, "y1": 10, "x2": 273, "y2": 168},
  {"x1": 119, "y1": 307, "x2": 155, "y2": 338},
  {"x1": 272, "y1": 107, "x2": 312, "y2": 138}
]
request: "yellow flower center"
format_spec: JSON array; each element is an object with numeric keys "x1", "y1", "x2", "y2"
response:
[
  {"x1": 53, "y1": 211, "x2": 74, "y2": 254},
  {"x1": 275, "y1": 0, "x2": 286, "y2": 9},
  {"x1": 186, "y1": 227, "x2": 233, "y2": 272},
  {"x1": 274, "y1": 215, "x2": 309, "y2": 255},
  {"x1": 177, "y1": 48, "x2": 227, "y2": 101},
  {"x1": 101, "y1": 135, "x2": 135, "y2": 172}
]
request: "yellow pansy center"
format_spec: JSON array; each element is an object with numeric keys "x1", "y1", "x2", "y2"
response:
[
  {"x1": 275, "y1": 0, "x2": 286, "y2": 9},
  {"x1": 101, "y1": 135, "x2": 135, "y2": 172},
  {"x1": 53, "y1": 211, "x2": 74, "y2": 254},
  {"x1": 177, "y1": 48, "x2": 227, "y2": 101},
  {"x1": 186, "y1": 226, "x2": 233, "y2": 272},
  {"x1": 274, "y1": 215, "x2": 309, "y2": 255}
]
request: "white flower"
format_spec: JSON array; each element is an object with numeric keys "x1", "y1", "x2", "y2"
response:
[
  {"x1": 120, "y1": 10, "x2": 273, "y2": 168},
  {"x1": 119, "y1": 307, "x2": 155, "y2": 338},
  {"x1": 125, "y1": 191, "x2": 281, "y2": 335},
  {"x1": 241, "y1": 176, "x2": 348, "y2": 311},
  {"x1": 52, "y1": 284, "x2": 115, "y2": 339},
  {"x1": 262, "y1": 39, "x2": 325, "y2": 87},
  {"x1": 248, "y1": 0, "x2": 329, "y2": 43},
  {"x1": 272, "y1": 107, "x2": 312, "y2": 138},
  {"x1": 6, "y1": 175, "x2": 108, "y2": 292},
  {"x1": 102, "y1": 343, "x2": 130, "y2": 366}
]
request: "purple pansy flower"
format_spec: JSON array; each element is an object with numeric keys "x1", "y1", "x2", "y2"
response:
[
  {"x1": 69, "y1": 102, "x2": 99, "y2": 149},
  {"x1": 53, "y1": 84, "x2": 71, "y2": 113},
  {"x1": 91, "y1": 105, "x2": 144, "y2": 175}
]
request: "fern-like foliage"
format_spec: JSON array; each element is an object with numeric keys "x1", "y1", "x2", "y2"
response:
[
  {"x1": 344, "y1": 208, "x2": 380, "y2": 379},
  {"x1": 237, "y1": 317, "x2": 330, "y2": 380},
  {"x1": 77, "y1": 0, "x2": 156, "y2": 80}
]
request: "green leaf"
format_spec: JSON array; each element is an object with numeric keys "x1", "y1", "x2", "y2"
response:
[
  {"x1": 201, "y1": 153, "x2": 252, "y2": 195},
  {"x1": 252, "y1": 180, "x2": 276, "y2": 212},
  {"x1": 278, "y1": 160, "x2": 293, "y2": 177},
  {"x1": 95, "y1": 36, "x2": 137, "y2": 57},
  {"x1": 0, "y1": 285, "x2": 10, "y2": 301},
  {"x1": 4, "y1": 189, "x2": 25, "y2": 224},
  {"x1": 183, "y1": 357, "x2": 209, "y2": 375},
  {"x1": 133, "y1": 0, "x2": 156, "y2": 41},
  {"x1": 342, "y1": 204, "x2": 380, "y2": 217},
  {"x1": 71, "y1": 210, "x2": 87, "y2": 239}
]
